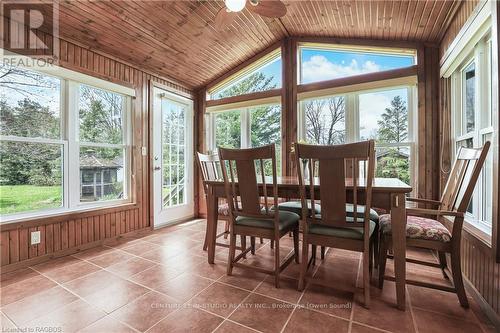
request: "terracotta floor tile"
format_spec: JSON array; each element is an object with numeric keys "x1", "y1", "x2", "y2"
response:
[
  {"x1": 412, "y1": 308, "x2": 484, "y2": 333},
  {"x1": 105, "y1": 237, "x2": 142, "y2": 250},
  {"x1": 83, "y1": 279, "x2": 149, "y2": 313},
  {"x1": 352, "y1": 297, "x2": 415, "y2": 333},
  {"x1": 62, "y1": 270, "x2": 124, "y2": 297},
  {"x1": 148, "y1": 307, "x2": 223, "y2": 333},
  {"x1": 43, "y1": 260, "x2": 101, "y2": 284},
  {"x1": 1, "y1": 312, "x2": 17, "y2": 330},
  {"x1": 283, "y1": 307, "x2": 350, "y2": 333},
  {"x1": 350, "y1": 323, "x2": 388, "y2": 333},
  {"x1": 0, "y1": 268, "x2": 39, "y2": 288},
  {"x1": 106, "y1": 256, "x2": 156, "y2": 278},
  {"x1": 299, "y1": 284, "x2": 354, "y2": 319},
  {"x1": 72, "y1": 246, "x2": 115, "y2": 260},
  {"x1": 229, "y1": 293, "x2": 294, "y2": 333},
  {"x1": 129, "y1": 264, "x2": 182, "y2": 289},
  {"x1": 30, "y1": 256, "x2": 82, "y2": 273},
  {"x1": 214, "y1": 320, "x2": 256, "y2": 333},
  {"x1": 23, "y1": 299, "x2": 105, "y2": 333},
  {"x1": 191, "y1": 261, "x2": 227, "y2": 280},
  {"x1": 190, "y1": 282, "x2": 250, "y2": 317},
  {"x1": 140, "y1": 247, "x2": 184, "y2": 263},
  {"x1": 0, "y1": 275, "x2": 57, "y2": 306},
  {"x1": 218, "y1": 269, "x2": 267, "y2": 292},
  {"x1": 111, "y1": 291, "x2": 180, "y2": 331},
  {"x1": 160, "y1": 252, "x2": 205, "y2": 272},
  {"x1": 2, "y1": 286, "x2": 78, "y2": 325},
  {"x1": 79, "y1": 316, "x2": 136, "y2": 333},
  {"x1": 254, "y1": 275, "x2": 302, "y2": 304},
  {"x1": 88, "y1": 250, "x2": 134, "y2": 268},
  {"x1": 121, "y1": 240, "x2": 162, "y2": 256},
  {"x1": 408, "y1": 285, "x2": 476, "y2": 321},
  {"x1": 155, "y1": 273, "x2": 213, "y2": 302}
]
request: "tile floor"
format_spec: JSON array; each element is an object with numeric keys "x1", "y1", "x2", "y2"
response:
[{"x1": 0, "y1": 219, "x2": 496, "y2": 333}]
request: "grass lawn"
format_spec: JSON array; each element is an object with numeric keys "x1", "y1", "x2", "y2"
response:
[{"x1": 0, "y1": 185, "x2": 62, "y2": 215}]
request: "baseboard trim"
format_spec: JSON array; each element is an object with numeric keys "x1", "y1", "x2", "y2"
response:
[{"x1": 464, "y1": 275, "x2": 500, "y2": 329}]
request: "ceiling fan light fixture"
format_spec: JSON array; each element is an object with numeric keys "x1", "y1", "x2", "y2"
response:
[{"x1": 225, "y1": 0, "x2": 246, "y2": 12}]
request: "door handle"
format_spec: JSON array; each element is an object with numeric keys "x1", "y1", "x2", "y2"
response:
[{"x1": 154, "y1": 166, "x2": 161, "y2": 171}]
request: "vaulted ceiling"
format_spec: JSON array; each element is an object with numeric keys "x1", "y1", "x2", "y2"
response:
[{"x1": 56, "y1": 0, "x2": 461, "y2": 89}]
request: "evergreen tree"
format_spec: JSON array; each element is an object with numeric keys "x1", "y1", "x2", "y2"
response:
[{"x1": 377, "y1": 95, "x2": 407, "y2": 143}]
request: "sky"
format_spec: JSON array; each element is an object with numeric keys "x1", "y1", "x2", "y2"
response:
[{"x1": 300, "y1": 48, "x2": 415, "y2": 84}]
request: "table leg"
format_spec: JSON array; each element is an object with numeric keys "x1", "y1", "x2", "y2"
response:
[
  {"x1": 207, "y1": 187, "x2": 218, "y2": 264},
  {"x1": 391, "y1": 193, "x2": 407, "y2": 310}
]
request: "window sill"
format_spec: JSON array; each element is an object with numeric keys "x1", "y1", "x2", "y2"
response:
[
  {"x1": 0, "y1": 201, "x2": 138, "y2": 231},
  {"x1": 463, "y1": 220, "x2": 492, "y2": 248}
]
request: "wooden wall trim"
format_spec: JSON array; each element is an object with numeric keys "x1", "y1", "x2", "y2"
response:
[
  {"x1": 297, "y1": 65, "x2": 418, "y2": 95},
  {"x1": 205, "y1": 88, "x2": 282, "y2": 109},
  {"x1": 0, "y1": 203, "x2": 139, "y2": 232}
]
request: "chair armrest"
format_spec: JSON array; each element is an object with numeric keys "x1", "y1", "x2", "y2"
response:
[
  {"x1": 406, "y1": 208, "x2": 464, "y2": 218},
  {"x1": 406, "y1": 197, "x2": 442, "y2": 206}
]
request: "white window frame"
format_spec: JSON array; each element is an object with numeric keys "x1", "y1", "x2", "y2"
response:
[
  {"x1": 297, "y1": 83, "x2": 417, "y2": 191},
  {"x1": 0, "y1": 65, "x2": 134, "y2": 223},
  {"x1": 451, "y1": 33, "x2": 493, "y2": 235}
]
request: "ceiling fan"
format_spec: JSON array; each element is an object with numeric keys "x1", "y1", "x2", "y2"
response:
[{"x1": 215, "y1": 0, "x2": 287, "y2": 31}]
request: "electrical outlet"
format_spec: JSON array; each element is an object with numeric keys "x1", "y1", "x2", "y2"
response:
[
  {"x1": 141, "y1": 146, "x2": 147, "y2": 156},
  {"x1": 31, "y1": 231, "x2": 41, "y2": 245}
]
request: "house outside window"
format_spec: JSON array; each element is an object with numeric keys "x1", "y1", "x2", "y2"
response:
[{"x1": 0, "y1": 64, "x2": 133, "y2": 221}]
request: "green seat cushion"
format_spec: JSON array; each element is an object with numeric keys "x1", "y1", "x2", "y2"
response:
[
  {"x1": 345, "y1": 204, "x2": 380, "y2": 222},
  {"x1": 308, "y1": 219, "x2": 377, "y2": 240},
  {"x1": 278, "y1": 200, "x2": 321, "y2": 217},
  {"x1": 235, "y1": 210, "x2": 300, "y2": 231}
]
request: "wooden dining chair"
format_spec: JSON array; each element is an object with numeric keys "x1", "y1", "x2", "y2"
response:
[
  {"x1": 197, "y1": 152, "x2": 246, "y2": 252},
  {"x1": 218, "y1": 144, "x2": 300, "y2": 288},
  {"x1": 378, "y1": 142, "x2": 490, "y2": 308},
  {"x1": 296, "y1": 140, "x2": 377, "y2": 308}
]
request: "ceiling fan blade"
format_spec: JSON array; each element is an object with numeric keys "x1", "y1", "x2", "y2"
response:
[
  {"x1": 248, "y1": 0, "x2": 287, "y2": 18},
  {"x1": 215, "y1": 7, "x2": 237, "y2": 31}
]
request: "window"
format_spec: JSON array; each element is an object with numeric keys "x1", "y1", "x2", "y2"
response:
[
  {"x1": 79, "y1": 85, "x2": 127, "y2": 202},
  {"x1": 0, "y1": 64, "x2": 133, "y2": 220},
  {"x1": 452, "y1": 34, "x2": 493, "y2": 234},
  {"x1": 298, "y1": 86, "x2": 415, "y2": 187},
  {"x1": 209, "y1": 104, "x2": 282, "y2": 174},
  {"x1": 302, "y1": 95, "x2": 346, "y2": 145},
  {"x1": 299, "y1": 44, "x2": 415, "y2": 84},
  {"x1": 209, "y1": 49, "x2": 281, "y2": 100}
]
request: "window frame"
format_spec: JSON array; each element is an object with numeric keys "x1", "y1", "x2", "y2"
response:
[
  {"x1": 297, "y1": 82, "x2": 417, "y2": 191},
  {"x1": 0, "y1": 65, "x2": 134, "y2": 222},
  {"x1": 451, "y1": 33, "x2": 493, "y2": 235}
]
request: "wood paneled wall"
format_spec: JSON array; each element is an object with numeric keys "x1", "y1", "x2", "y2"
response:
[
  {"x1": 440, "y1": 0, "x2": 481, "y2": 58},
  {"x1": 0, "y1": 25, "x2": 192, "y2": 272},
  {"x1": 438, "y1": 0, "x2": 500, "y2": 324}
]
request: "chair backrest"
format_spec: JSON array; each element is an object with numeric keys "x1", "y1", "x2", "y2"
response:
[
  {"x1": 196, "y1": 152, "x2": 222, "y2": 197},
  {"x1": 218, "y1": 144, "x2": 278, "y2": 224},
  {"x1": 440, "y1": 141, "x2": 490, "y2": 214},
  {"x1": 295, "y1": 140, "x2": 375, "y2": 234}
]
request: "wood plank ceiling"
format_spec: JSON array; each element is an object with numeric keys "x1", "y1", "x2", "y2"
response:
[{"x1": 54, "y1": 0, "x2": 461, "y2": 89}]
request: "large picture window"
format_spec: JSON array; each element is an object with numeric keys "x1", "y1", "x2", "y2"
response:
[
  {"x1": 0, "y1": 65, "x2": 133, "y2": 220},
  {"x1": 299, "y1": 44, "x2": 415, "y2": 84},
  {"x1": 452, "y1": 34, "x2": 493, "y2": 234},
  {"x1": 298, "y1": 85, "x2": 415, "y2": 187}
]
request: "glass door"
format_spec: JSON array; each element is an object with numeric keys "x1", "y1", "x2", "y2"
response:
[{"x1": 153, "y1": 88, "x2": 194, "y2": 227}]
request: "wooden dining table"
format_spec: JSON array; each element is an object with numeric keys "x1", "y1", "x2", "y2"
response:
[{"x1": 204, "y1": 176, "x2": 412, "y2": 310}]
